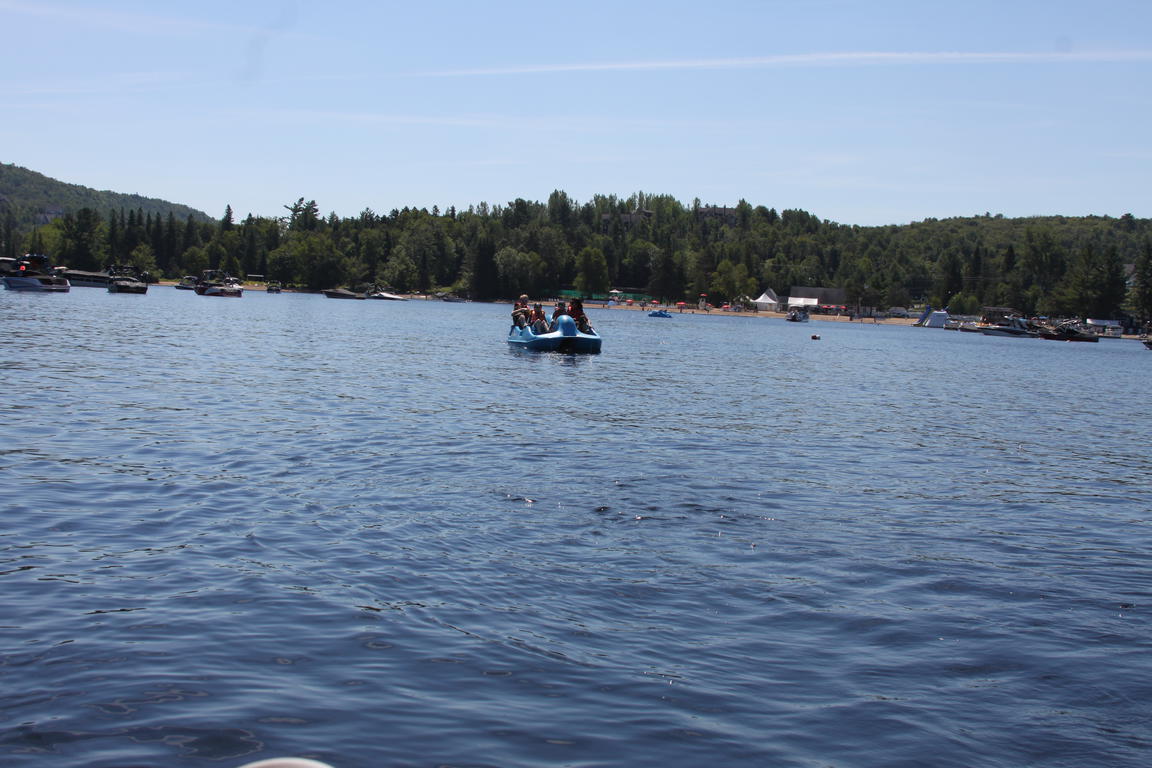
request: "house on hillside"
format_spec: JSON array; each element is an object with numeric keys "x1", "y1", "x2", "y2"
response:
[
  {"x1": 35, "y1": 207, "x2": 64, "y2": 225},
  {"x1": 600, "y1": 209, "x2": 653, "y2": 234},
  {"x1": 698, "y1": 206, "x2": 739, "y2": 226}
]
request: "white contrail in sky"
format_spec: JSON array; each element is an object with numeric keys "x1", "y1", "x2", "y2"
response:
[{"x1": 415, "y1": 50, "x2": 1152, "y2": 77}]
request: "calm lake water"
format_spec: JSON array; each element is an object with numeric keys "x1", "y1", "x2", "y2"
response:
[{"x1": 2, "y1": 287, "x2": 1150, "y2": 768}]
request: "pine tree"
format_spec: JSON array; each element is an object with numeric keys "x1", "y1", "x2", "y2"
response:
[
  {"x1": 220, "y1": 205, "x2": 235, "y2": 232},
  {"x1": 1128, "y1": 239, "x2": 1152, "y2": 325}
]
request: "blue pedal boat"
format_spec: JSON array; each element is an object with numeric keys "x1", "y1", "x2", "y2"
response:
[
  {"x1": 507, "y1": 314, "x2": 602, "y2": 353},
  {"x1": 648, "y1": 309, "x2": 672, "y2": 318}
]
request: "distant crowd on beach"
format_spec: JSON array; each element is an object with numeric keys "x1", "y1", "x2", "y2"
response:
[{"x1": 511, "y1": 295, "x2": 593, "y2": 334}]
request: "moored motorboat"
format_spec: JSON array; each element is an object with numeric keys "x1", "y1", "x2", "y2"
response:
[
  {"x1": 175, "y1": 275, "x2": 199, "y2": 290},
  {"x1": 507, "y1": 314, "x2": 602, "y2": 353},
  {"x1": 108, "y1": 275, "x2": 148, "y2": 294},
  {"x1": 265, "y1": 281, "x2": 282, "y2": 293},
  {"x1": 61, "y1": 268, "x2": 113, "y2": 288},
  {"x1": 1038, "y1": 320, "x2": 1099, "y2": 342},
  {"x1": 972, "y1": 307, "x2": 1035, "y2": 337},
  {"x1": 194, "y1": 270, "x2": 243, "y2": 297},
  {"x1": 1142, "y1": 339, "x2": 1152, "y2": 350},
  {"x1": 648, "y1": 309, "x2": 672, "y2": 318},
  {"x1": 106, "y1": 265, "x2": 149, "y2": 294},
  {"x1": 323, "y1": 288, "x2": 365, "y2": 299},
  {"x1": 785, "y1": 308, "x2": 810, "y2": 322},
  {"x1": 977, "y1": 319, "x2": 1033, "y2": 337},
  {"x1": 366, "y1": 290, "x2": 406, "y2": 300},
  {"x1": 2, "y1": 254, "x2": 70, "y2": 292}
]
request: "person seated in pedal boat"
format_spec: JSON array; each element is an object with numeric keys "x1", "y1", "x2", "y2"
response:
[
  {"x1": 549, "y1": 300, "x2": 568, "y2": 330},
  {"x1": 528, "y1": 303, "x2": 550, "y2": 333},
  {"x1": 511, "y1": 294, "x2": 531, "y2": 328},
  {"x1": 568, "y1": 298, "x2": 592, "y2": 333}
]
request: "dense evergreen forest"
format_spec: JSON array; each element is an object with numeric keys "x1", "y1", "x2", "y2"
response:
[{"x1": 3, "y1": 166, "x2": 1151, "y2": 323}]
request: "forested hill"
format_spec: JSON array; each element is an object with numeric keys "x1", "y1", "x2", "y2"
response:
[
  {"x1": 0, "y1": 163, "x2": 209, "y2": 230},
  {"x1": 3, "y1": 167, "x2": 1151, "y2": 322}
]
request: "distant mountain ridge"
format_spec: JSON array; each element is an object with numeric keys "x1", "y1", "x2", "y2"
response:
[{"x1": 0, "y1": 162, "x2": 211, "y2": 229}]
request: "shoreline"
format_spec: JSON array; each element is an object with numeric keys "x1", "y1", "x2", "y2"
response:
[
  {"x1": 590, "y1": 301, "x2": 917, "y2": 325},
  {"x1": 153, "y1": 281, "x2": 1147, "y2": 337}
]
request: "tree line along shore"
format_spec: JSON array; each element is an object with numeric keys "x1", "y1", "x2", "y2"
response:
[{"x1": 6, "y1": 190, "x2": 1152, "y2": 328}]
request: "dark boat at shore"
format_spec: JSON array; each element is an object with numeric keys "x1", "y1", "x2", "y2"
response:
[
  {"x1": 1038, "y1": 320, "x2": 1099, "y2": 342},
  {"x1": 61, "y1": 264, "x2": 152, "y2": 290},
  {"x1": 106, "y1": 265, "x2": 149, "y2": 294},
  {"x1": 2, "y1": 254, "x2": 71, "y2": 292},
  {"x1": 194, "y1": 270, "x2": 243, "y2": 297},
  {"x1": 323, "y1": 288, "x2": 365, "y2": 299},
  {"x1": 61, "y1": 268, "x2": 113, "y2": 288}
]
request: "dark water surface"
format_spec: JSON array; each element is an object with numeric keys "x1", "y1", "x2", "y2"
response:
[{"x1": 2, "y1": 288, "x2": 1150, "y2": 768}]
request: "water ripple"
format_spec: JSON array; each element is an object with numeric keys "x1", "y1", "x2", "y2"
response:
[{"x1": 2, "y1": 291, "x2": 1150, "y2": 766}]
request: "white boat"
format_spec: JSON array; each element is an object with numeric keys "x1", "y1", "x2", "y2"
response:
[
  {"x1": 972, "y1": 307, "x2": 1035, "y2": 337},
  {"x1": 1085, "y1": 318, "x2": 1123, "y2": 338},
  {"x1": 193, "y1": 270, "x2": 243, "y2": 297},
  {"x1": 366, "y1": 290, "x2": 407, "y2": 301},
  {"x1": 2, "y1": 254, "x2": 70, "y2": 292},
  {"x1": 977, "y1": 320, "x2": 1033, "y2": 337},
  {"x1": 108, "y1": 275, "x2": 149, "y2": 294},
  {"x1": 785, "y1": 308, "x2": 810, "y2": 322}
]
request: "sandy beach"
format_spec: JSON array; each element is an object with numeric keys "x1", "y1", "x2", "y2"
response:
[
  {"x1": 593, "y1": 301, "x2": 918, "y2": 325},
  {"x1": 157, "y1": 282, "x2": 1151, "y2": 338}
]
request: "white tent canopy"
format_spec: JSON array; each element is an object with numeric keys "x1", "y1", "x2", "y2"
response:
[
  {"x1": 752, "y1": 289, "x2": 779, "y2": 310},
  {"x1": 786, "y1": 296, "x2": 818, "y2": 307}
]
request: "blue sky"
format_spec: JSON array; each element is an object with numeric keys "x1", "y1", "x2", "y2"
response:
[{"x1": 3, "y1": 0, "x2": 1150, "y2": 226}]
